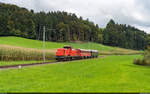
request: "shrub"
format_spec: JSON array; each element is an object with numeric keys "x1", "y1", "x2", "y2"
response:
[
  {"x1": 134, "y1": 59, "x2": 140, "y2": 65},
  {"x1": 134, "y1": 58, "x2": 150, "y2": 66},
  {"x1": 133, "y1": 48, "x2": 150, "y2": 66}
]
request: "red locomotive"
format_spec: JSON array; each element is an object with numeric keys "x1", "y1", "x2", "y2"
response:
[{"x1": 56, "y1": 46, "x2": 98, "y2": 61}]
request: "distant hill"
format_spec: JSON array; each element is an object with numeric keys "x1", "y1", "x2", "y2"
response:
[{"x1": 0, "y1": 3, "x2": 149, "y2": 50}]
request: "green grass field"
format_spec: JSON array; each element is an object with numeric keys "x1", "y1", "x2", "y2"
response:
[
  {"x1": 1, "y1": 55, "x2": 149, "y2": 93},
  {"x1": 0, "y1": 36, "x2": 114, "y2": 51},
  {"x1": 0, "y1": 36, "x2": 142, "y2": 55}
]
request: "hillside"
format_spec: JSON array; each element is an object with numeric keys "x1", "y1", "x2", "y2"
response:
[
  {"x1": 0, "y1": 36, "x2": 113, "y2": 51},
  {"x1": 0, "y1": 36, "x2": 142, "y2": 56},
  {"x1": 0, "y1": 36, "x2": 143, "y2": 52}
]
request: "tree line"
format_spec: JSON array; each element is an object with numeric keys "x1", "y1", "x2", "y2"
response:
[
  {"x1": 103, "y1": 20, "x2": 148, "y2": 50},
  {"x1": 0, "y1": 3, "x2": 149, "y2": 50}
]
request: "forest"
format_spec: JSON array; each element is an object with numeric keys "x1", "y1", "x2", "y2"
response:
[{"x1": 0, "y1": 3, "x2": 149, "y2": 50}]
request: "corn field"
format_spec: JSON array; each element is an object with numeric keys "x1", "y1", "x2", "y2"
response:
[{"x1": 0, "y1": 45, "x2": 56, "y2": 61}]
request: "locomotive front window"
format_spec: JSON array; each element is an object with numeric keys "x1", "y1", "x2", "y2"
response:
[{"x1": 64, "y1": 46, "x2": 72, "y2": 49}]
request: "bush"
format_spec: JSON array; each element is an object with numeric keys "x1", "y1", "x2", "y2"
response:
[
  {"x1": 133, "y1": 48, "x2": 150, "y2": 66},
  {"x1": 133, "y1": 59, "x2": 149, "y2": 66},
  {"x1": 134, "y1": 59, "x2": 140, "y2": 65}
]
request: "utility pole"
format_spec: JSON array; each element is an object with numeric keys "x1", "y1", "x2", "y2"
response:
[
  {"x1": 135, "y1": 31, "x2": 137, "y2": 49},
  {"x1": 43, "y1": 26, "x2": 46, "y2": 62},
  {"x1": 88, "y1": 41, "x2": 90, "y2": 50},
  {"x1": 38, "y1": 25, "x2": 40, "y2": 40},
  {"x1": 43, "y1": 26, "x2": 55, "y2": 62}
]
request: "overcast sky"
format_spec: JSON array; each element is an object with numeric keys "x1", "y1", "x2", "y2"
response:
[{"x1": 1, "y1": 0, "x2": 150, "y2": 33}]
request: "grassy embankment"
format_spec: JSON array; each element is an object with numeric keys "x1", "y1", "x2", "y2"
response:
[{"x1": 0, "y1": 55, "x2": 149, "y2": 92}]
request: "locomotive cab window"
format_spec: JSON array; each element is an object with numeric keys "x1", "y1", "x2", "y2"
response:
[{"x1": 64, "y1": 46, "x2": 72, "y2": 49}]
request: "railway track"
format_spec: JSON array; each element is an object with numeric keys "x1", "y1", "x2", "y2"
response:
[
  {"x1": 0, "y1": 56, "x2": 105, "y2": 70},
  {"x1": 0, "y1": 61, "x2": 60, "y2": 69}
]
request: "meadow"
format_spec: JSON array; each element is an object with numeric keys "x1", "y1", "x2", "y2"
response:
[
  {"x1": 0, "y1": 37, "x2": 143, "y2": 61},
  {"x1": 0, "y1": 36, "x2": 116, "y2": 51},
  {"x1": 0, "y1": 55, "x2": 149, "y2": 93}
]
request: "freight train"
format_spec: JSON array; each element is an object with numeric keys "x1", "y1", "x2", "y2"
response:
[{"x1": 56, "y1": 46, "x2": 99, "y2": 61}]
